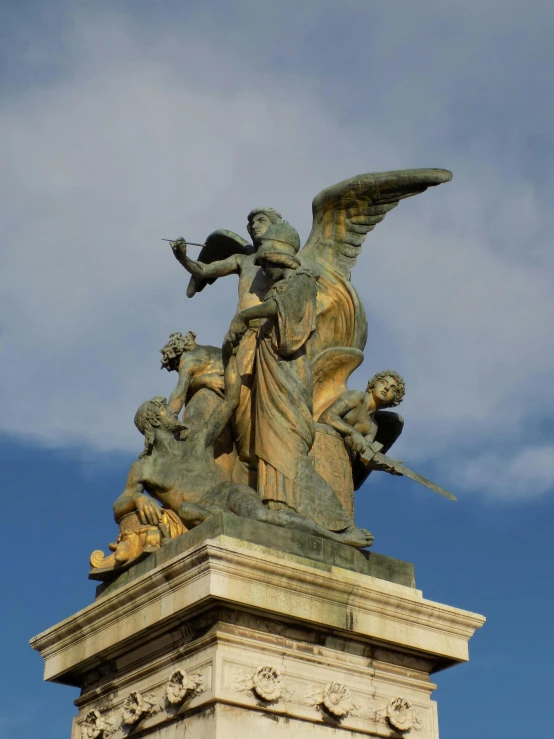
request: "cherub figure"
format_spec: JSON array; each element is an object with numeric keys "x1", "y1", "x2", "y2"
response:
[
  {"x1": 319, "y1": 370, "x2": 406, "y2": 486},
  {"x1": 160, "y1": 329, "x2": 234, "y2": 477},
  {"x1": 160, "y1": 330, "x2": 225, "y2": 415}
]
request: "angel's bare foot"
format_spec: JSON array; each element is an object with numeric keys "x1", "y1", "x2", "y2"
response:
[{"x1": 338, "y1": 525, "x2": 374, "y2": 549}]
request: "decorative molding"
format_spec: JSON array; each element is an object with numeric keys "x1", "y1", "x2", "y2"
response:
[
  {"x1": 80, "y1": 710, "x2": 115, "y2": 739},
  {"x1": 374, "y1": 696, "x2": 423, "y2": 733},
  {"x1": 251, "y1": 666, "x2": 283, "y2": 702},
  {"x1": 166, "y1": 668, "x2": 205, "y2": 705},
  {"x1": 31, "y1": 538, "x2": 485, "y2": 686},
  {"x1": 307, "y1": 681, "x2": 356, "y2": 718},
  {"x1": 121, "y1": 691, "x2": 158, "y2": 726},
  {"x1": 233, "y1": 664, "x2": 285, "y2": 703}
]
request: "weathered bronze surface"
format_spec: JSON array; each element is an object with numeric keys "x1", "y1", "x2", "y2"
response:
[{"x1": 91, "y1": 168, "x2": 456, "y2": 580}]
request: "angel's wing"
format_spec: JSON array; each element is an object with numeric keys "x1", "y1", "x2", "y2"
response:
[
  {"x1": 311, "y1": 346, "x2": 364, "y2": 420},
  {"x1": 301, "y1": 168, "x2": 452, "y2": 277},
  {"x1": 186, "y1": 229, "x2": 254, "y2": 298}
]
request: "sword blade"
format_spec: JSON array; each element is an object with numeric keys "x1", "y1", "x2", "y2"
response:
[
  {"x1": 161, "y1": 239, "x2": 205, "y2": 247},
  {"x1": 370, "y1": 452, "x2": 457, "y2": 501}
]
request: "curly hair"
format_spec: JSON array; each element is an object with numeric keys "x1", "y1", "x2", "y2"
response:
[
  {"x1": 134, "y1": 396, "x2": 167, "y2": 457},
  {"x1": 160, "y1": 331, "x2": 196, "y2": 372},
  {"x1": 366, "y1": 370, "x2": 406, "y2": 408}
]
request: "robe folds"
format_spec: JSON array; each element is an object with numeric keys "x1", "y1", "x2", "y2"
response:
[
  {"x1": 232, "y1": 323, "x2": 259, "y2": 467},
  {"x1": 254, "y1": 270, "x2": 354, "y2": 532}
]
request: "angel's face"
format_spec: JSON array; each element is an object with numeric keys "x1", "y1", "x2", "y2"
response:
[
  {"x1": 370, "y1": 376, "x2": 399, "y2": 408},
  {"x1": 249, "y1": 213, "x2": 272, "y2": 241}
]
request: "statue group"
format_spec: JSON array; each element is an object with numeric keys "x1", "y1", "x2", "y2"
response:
[{"x1": 91, "y1": 169, "x2": 455, "y2": 578}]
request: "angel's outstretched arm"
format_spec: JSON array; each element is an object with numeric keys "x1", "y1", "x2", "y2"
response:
[
  {"x1": 319, "y1": 391, "x2": 365, "y2": 442},
  {"x1": 171, "y1": 240, "x2": 242, "y2": 278}
]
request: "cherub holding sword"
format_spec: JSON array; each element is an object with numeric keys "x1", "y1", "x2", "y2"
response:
[{"x1": 319, "y1": 370, "x2": 456, "y2": 501}]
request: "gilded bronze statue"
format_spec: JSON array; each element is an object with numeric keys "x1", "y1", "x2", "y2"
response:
[{"x1": 91, "y1": 168, "x2": 457, "y2": 580}]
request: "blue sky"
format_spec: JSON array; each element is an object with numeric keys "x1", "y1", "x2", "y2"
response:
[{"x1": 2, "y1": 1, "x2": 554, "y2": 737}]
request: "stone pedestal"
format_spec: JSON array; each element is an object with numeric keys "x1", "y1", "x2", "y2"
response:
[{"x1": 31, "y1": 514, "x2": 484, "y2": 738}]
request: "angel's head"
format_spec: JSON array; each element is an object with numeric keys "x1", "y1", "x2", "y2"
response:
[
  {"x1": 366, "y1": 370, "x2": 406, "y2": 409},
  {"x1": 160, "y1": 331, "x2": 197, "y2": 372},
  {"x1": 247, "y1": 207, "x2": 283, "y2": 245},
  {"x1": 254, "y1": 222, "x2": 301, "y2": 280}
]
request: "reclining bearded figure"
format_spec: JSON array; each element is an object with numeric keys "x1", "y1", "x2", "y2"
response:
[{"x1": 90, "y1": 348, "x2": 374, "y2": 578}]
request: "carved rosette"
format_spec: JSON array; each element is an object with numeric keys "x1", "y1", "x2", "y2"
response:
[
  {"x1": 251, "y1": 665, "x2": 282, "y2": 702},
  {"x1": 386, "y1": 697, "x2": 415, "y2": 733},
  {"x1": 166, "y1": 668, "x2": 203, "y2": 705},
  {"x1": 321, "y1": 681, "x2": 353, "y2": 717},
  {"x1": 80, "y1": 710, "x2": 113, "y2": 738},
  {"x1": 121, "y1": 691, "x2": 157, "y2": 726}
]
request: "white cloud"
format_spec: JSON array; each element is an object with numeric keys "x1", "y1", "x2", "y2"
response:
[
  {"x1": 458, "y1": 445, "x2": 554, "y2": 500},
  {"x1": 1, "y1": 5, "x2": 554, "y2": 501}
]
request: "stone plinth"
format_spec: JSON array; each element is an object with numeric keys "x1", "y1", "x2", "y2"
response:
[{"x1": 31, "y1": 514, "x2": 485, "y2": 738}]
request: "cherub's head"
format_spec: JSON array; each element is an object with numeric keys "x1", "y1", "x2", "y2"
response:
[
  {"x1": 134, "y1": 396, "x2": 183, "y2": 457},
  {"x1": 366, "y1": 370, "x2": 406, "y2": 409},
  {"x1": 247, "y1": 207, "x2": 283, "y2": 245},
  {"x1": 160, "y1": 331, "x2": 197, "y2": 372}
]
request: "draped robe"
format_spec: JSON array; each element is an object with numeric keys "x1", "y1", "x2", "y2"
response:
[{"x1": 254, "y1": 270, "x2": 354, "y2": 532}]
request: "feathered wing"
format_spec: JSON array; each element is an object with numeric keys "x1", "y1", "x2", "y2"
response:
[
  {"x1": 301, "y1": 168, "x2": 453, "y2": 278},
  {"x1": 311, "y1": 347, "x2": 364, "y2": 420},
  {"x1": 186, "y1": 229, "x2": 254, "y2": 297}
]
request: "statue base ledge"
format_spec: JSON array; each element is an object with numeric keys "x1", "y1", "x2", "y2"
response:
[
  {"x1": 30, "y1": 518, "x2": 484, "y2": 738},
  {"x1": 92, "y1": 511, "x2": 416, "y2": 595}
]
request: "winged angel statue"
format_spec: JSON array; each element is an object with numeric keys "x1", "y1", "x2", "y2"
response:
[
  {"x1": 169, "y1": 168, "x2": 453, "y2": 517},
  {"x1": 90, "y1": 169, "x2": 455, "y2": 579}
]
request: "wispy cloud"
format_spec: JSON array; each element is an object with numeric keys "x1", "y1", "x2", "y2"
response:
[
  {"x1": 1, "y1": 3, "x2": 554, "y2": 500},
  {"x1": 458, "y1": 445, "x2": 554, "y2": 500}
]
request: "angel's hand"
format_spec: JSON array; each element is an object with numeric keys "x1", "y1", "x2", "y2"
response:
[
  {"x1": 223, "y1": 332, "x2": 240, "y2": 356},
  {"x1": 346, "y1": 431, "x2": 367, "y2": 455},
  {"x1": 170, "y1": 237, "x2": 187, "y2": 263},
  {"x1": 228, "y1": 316, "x2": 248, "y2": 341}
]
